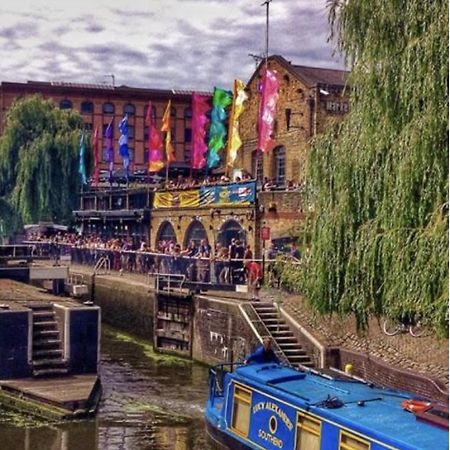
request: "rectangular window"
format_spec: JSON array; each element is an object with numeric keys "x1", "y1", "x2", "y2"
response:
[
  {"x1": 295, "y1": 412, "x2": 321, "y2": 450},
  {"x1": 184, "y1": 128, "x2": 192, "y2": 143},
  {"x1": 231, "y1": 385, "x2": 251, "y2": 437},
  {"x1": 128, "y1": 125, "x2": 135, "y2": 139},
  {"x1": 339, "y1": 431, "x2": 370, "y2": 450}
]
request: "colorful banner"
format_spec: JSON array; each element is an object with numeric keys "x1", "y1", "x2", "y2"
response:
[
  {"x1": 79, "y1": 132, "x2": 87, "y2": 185},
  {"x1": 257, "y1": 67, "x2": 280, "y2": 153},
  {"x1": 153, "y1": 182, "x2": 256, "y2": 209},
  {"x1": 226, "y1": 79, "x2": 248, "y2": 172},
  {"x1": 118, "y1": 115, "x2": 130, "y2": 170},
  {"x1": 92, "y1": 125, "x2": 99, "y2": 186},
  {"x1": 191, "y1": 93, "x2": 210, "y2": 170},
  {"x1": 104, "y1": 120, "x2": 114, "y2": 183},
  {"x1": 146, "y1": 101, "x2": 164, "y2": 173},
  {"x1": 207, "y1": 87, "x2": 232, "y2": 169},
  {"x1": 161, "y1": 100, "x2": 176, "y2": 163}
]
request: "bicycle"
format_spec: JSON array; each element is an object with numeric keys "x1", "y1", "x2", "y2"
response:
[{"x1": 382, "y1": 318, "x2": 426, "y2": 337}]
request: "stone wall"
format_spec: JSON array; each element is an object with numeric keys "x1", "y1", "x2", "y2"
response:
[
  {"x1": 258, "y1": 190, "x2": 307, "y2": 240},
  {"x1": 150, "y1": 205, "x2": 256, "y2": 250}
]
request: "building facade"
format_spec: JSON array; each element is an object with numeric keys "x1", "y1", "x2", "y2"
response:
[
  {"x1": 1, "y1": 55, "x2": 349, "y2": 253},
  {"x1": 0, "y1": 81, "x2": 210, "y2": 173},
  {"x1": 237, "y1": 55, "x2": 349, "y2": 182}
]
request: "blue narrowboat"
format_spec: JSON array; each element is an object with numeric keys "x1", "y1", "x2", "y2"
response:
[{"x1": 205, "y1": 362, "x2": 449, "y2": 450}]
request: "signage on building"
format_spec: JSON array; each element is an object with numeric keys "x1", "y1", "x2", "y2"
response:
[
  {"x1": 260, "y1": 226, "x2": 271, "y2": 241},
  {"x1": 153, "y1": 181, "x2": 256, "y2": 209}
]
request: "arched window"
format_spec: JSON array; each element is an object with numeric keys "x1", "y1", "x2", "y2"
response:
[
  {"x1": 103, "y1": 102, "x2": 115, "y2": 114},
  {"x1": 217, "y1": 220, "x2": 246, "y2": 248},
  {"x1": 251, "y1": 150, "x2": 263, "y2": 186},
  {"x1": 274, "y1": 145, "x2": 286, "y2": 187},
  {"x1": 81, "y1": 101, "x2": 94, "y2": 114},
  {"x1": 59, "y1": 99, "x2": 72, "y2": 110},
  {"x1": 123, "y1": 103, "x2": 135, "y2": 116},
  {"x1": 184, "y1": 107, "x2": 192, "y2": 119},
  {"x1": 156, "y1": 221, "x2": 177, "y2": 244},
  {"x1": 184, "y1": 220, "x2": 208, "y2": 247}
]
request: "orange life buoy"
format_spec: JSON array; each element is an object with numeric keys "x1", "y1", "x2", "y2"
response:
[{"x1": 401, "y1": 399, "x2": 431, "y2": 414}]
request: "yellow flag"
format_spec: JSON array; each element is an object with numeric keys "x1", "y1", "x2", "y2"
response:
[
  {"x1": 161, "y1": 100, "x2": 176, "y2": 163},
  {"x1": 226, "y1": 80, "x2": 248, "y2": 171}
]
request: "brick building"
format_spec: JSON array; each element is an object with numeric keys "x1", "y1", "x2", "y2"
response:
[
  {"x1": 238, "y1": 55, "x2": 350, "y2": 186},
  {"x1": 0, "y1": 80, "x2": 210, "y2": 173},
  {"x1": 1, "y1": 56, "x2": 350, "y2": 252}
]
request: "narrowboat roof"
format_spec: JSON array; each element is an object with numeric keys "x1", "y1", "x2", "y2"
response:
[{"x1": 233, "y1": 363, "x2": 448, "y2": 450}]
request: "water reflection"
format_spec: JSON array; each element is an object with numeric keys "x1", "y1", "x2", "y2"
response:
[{"x1": 0, "y1": 326, "x2": 212, "y2": 450}]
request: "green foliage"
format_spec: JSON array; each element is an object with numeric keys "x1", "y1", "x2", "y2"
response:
[
  {"x1": 0, "y1": 95, "x2": 86, "y2": 234},
  {"x1": 283, "y1": 0, "x2": 448, "y2": 336}
]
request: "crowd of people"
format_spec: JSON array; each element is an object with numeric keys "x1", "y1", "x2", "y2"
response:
[
  {"x1": 27, "y1": 233, "x2": 268, "y2": 288},
  {"x1": 27, "y1": 231, "x2": 302, "y2": 299},
  {"x1": 162, "y1": 172, "x2": 254, "y2": 191}
]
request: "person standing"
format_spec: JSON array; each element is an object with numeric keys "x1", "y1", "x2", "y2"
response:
[{"x1": 246, "y1": 260, "x2": 262, "y2": 301}]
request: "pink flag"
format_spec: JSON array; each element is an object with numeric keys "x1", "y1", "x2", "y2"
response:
[
  {"x1": 146, "y1": 102, "x2": 165, "y2": 173},
  {"x1": 257, "y1": 67, "x2": 280, "y2": 153},
  {"x1": 191, "y1": 93, "x2": 210, "y2": 170}
]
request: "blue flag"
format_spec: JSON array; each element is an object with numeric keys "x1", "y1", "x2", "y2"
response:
[
  {"x1": 118, "y1": 115, "x2": 129, "y2": 170},
  {"x1": 79, "y1": 132, "x2": 87, "y2": 185}
]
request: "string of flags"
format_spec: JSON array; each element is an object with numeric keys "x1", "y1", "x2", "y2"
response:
[{"x1": 79, "y1": 66, "x2": 280, "y2": 184}]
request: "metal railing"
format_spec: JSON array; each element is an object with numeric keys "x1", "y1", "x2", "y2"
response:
[
  {"x1": 239, "y1": 302, "x2": 289, "y2": 365},
  {"x1": 24, "y1": 242, "x2": 283, "y2": 286}
]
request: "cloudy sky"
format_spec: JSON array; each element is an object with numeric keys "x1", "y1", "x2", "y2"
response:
[{"x1": 0, "y1": 0, "x2": 344, "y2": 91}]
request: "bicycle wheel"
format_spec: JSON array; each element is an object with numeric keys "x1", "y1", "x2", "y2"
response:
[
  {"x1": 409, "y1": 323, "x2": 426, "y2": 338},
  {"x1": 383, "y1": 319, "x2": 402, "y2": 336}
]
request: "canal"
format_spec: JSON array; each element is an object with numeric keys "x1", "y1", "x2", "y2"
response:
[{"x1": 0, "y1": 325, "x2": 213, "y2": 450}]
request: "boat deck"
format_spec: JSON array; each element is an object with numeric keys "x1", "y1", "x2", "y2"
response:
[{"x1": 234, "y1": 364, "x2": 448, "y2": 450}]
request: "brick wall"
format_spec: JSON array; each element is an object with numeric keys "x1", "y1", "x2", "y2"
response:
[
  {"x1": 339, "y1": 349, "x2": 448, "y2": 403},
  {"x1": 237, "y1": 57, "x2": 349, "y2": 185},
  {"x1": 192, "y1": 296, "x2": 259, "y2": 365},
  {"x1": 269, "y1": 290, "x2": 448, "y2": 402}
]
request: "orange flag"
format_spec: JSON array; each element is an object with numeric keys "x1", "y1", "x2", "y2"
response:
[{"x1": 161, "y1": 100, "x2": 176, "y2": 163}]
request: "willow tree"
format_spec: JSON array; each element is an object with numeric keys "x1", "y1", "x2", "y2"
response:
[
  {"x1": 0, "y1": 95, "x2": 84, "y2": 233},
  {"x1": 284, "y1": 0, "x2": 448, "y2": 335}
]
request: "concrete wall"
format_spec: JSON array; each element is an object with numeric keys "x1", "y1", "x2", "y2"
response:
[
  {"x1": 91, "y1": 276, "x2": 155, "y2": 340},
  {"x1": 192, "y1": 295, "x2": 259, "y2": 365},
  {"x1": 69, "y1": 308, "x2": 100, "y2": 374},
  {"x1": 0, "y1": 309, "x2": 32, "y2": 379}
]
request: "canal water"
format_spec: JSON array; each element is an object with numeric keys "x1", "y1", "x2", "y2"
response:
[{"x1": 0, "y1": 326, "x2": 213, "y2": 450}]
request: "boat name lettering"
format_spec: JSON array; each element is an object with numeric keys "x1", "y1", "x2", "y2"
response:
[
  {"x1": 252, "y1": 401, "x2": 293, "y2": 431},
  {"x1": 258, "y1": 429, "x2": 283, "y2": 448}
]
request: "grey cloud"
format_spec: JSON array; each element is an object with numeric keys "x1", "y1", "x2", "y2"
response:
[
  {"x1": 0, "y1": 22, "x2": 38, "y2": 39},
  {"x1": 110, "y1": 8, "x2": 155, "y2": 19}
]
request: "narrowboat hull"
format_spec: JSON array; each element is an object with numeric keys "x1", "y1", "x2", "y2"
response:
[{"x1": 205, "y1": 418, "x2": 253, "y2": 450}]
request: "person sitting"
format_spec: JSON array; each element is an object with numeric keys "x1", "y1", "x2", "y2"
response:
[{"x1": 244, "y1": 338, "x2": 280, "y2": 365}]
